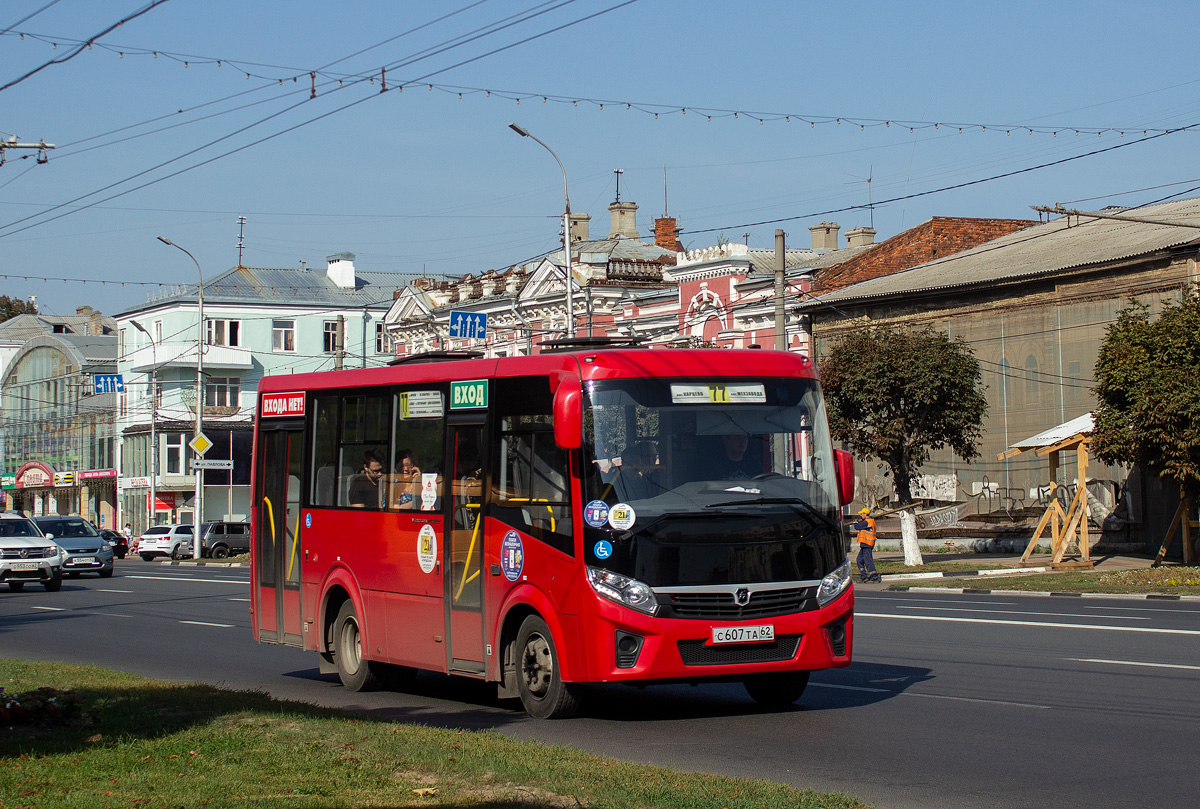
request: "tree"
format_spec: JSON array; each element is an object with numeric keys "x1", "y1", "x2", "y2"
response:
[
  {"x1": 819, "y1": 325, "x2": 989, "y2": 564},
  {"x1": 0, "y1": 295, "x2": 36, "y2": 322},
  {"x1": 1092, "y1": 297, "x2": 1200, "y2": 499}
]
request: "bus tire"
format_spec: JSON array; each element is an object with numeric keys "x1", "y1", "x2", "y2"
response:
[
  {"x1": 334, "y1": 600, "x2": 383, "y2": 692},
  {"x1": 743, "y1": 671, "x2": 810, "y2": 708},
  {"x1": 515, "y1": 615, "x2": 580, "y2": 719}
]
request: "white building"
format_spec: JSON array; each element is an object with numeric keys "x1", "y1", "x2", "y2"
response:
[{"x1": 115, "y1": 253, "x2": 412, "y2": 531}]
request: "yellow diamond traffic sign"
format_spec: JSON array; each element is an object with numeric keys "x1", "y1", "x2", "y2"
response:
[{"x1": 189, "y1": 432, "x2": 213, "y2": 456}]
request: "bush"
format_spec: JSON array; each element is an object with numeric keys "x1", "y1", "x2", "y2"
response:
[{"x1": 0, "y1": 686, "x2": 83, "y2": 726}]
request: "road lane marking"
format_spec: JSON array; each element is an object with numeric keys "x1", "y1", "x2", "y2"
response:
[
  {"x1": 30, "y1": 606, "x2": 64, "y2": 611},
  {"x1": 1084, "y1": 604, "x2": 1200, "y2": 614},
  {"x1": 857, "y1": 612, "x2": 1200, "y2": 635},
  {"x1": 902, "y1": 692, "x2": 1050, "y2": 709},
  {"x1": 810, "y1": 682, "x2": 1049, "y2": 708},
  {"x1": 228, "y1": 597, "x2": 250, "y2": 602},
  {"x1": 895, "y1": 605, "x2": 1148, "y2": 620},
  {"x1": 179, "y1": 620, "x2": 235, "y2": 628},
  {"x1": 859, "y1": 596, "x2": 1020, "y2": 606},
  {"x1": 124, "y1": 575, "x2": 249, "y2": 585},
  {"x1": 1068, "y1": 658, "x2": 1200, "y2": 671},
  {"x1": 95, "y1": 589, "x2": 133, "y2": 593}
]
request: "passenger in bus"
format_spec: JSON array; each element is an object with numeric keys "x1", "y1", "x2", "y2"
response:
[
  {"x1": 388, "y1": 449, "x2": 420, "y2": 509},
  {"x1": 348, "y1": 450, "x2": 386, "y2": 508},
  {"x1": 710, "y1": 432, "x2": 764, "y2": 480}
]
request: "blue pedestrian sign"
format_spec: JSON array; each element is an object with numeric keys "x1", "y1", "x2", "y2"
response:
[
  {"x1": 93, "y1": 374, "x2": 124, "y2": 394},
  {"x1": 449, "y1": 310, "x2": 488, "y2": 340}
]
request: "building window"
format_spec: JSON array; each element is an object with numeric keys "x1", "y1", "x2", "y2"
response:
[
  {"x1": 166, "y1": 434, "x2": 182, "y2": 474},
  {"x1": 153, "y1": 320, "x2": 163, "y2": 343},
  {"x1": 323, "y1": 321, "x2": 340, "y2": 354},
  {"x1": 205, "y1": 377, "x2": 240, "y2": 408},
  {"x1": 272, "y1": 319, "x2": 295, "y2": 352},
  {"x1": 207, "y1": 319, "x2": 241, "y2": 347},
  {"x1": 375, "y1": 323, "x2": 393, "y2": 354},
  {"x1": 1025, "y1": 355, "x2": 1039, "y2": 404}
]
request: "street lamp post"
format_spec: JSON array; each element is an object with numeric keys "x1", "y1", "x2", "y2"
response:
[
  {"x1": 129, "y1": 320, "x2": 157, "y2": 533},
  {"x1": 157, "y1": 236, "x2": 204, "y2": 559},
  {"x1": 508, "y1": 123, "x2": 574, "y2": 339}
]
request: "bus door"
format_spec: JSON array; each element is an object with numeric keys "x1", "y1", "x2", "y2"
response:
[
  {"x1": 255, "y1": 421, "x2": 305, "y2": 646},
  {"x1": 444, "y1": 416, "x2": 486, "y2": 675}
]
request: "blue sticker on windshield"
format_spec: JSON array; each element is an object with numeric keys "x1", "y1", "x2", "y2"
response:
[
  {"x1": 593, "y1": 540, "x2": 613, "y2": 559},
  {"x1": 584, "y1": 499, "x2": 610, "y2": 528},
  {"x1": 500, "y1": 530, "x2": 524, "y2": 582}
]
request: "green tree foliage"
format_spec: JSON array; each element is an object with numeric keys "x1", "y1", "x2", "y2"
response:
[
  {"x1": 819, "y1": 325, "x2": 988, "y2": 505},
  {"x1": 0, "y1": 294, "x2": 37, "y2": 322},
  {"x1": 1092, "y1": 296, "x2": 1200, "y2": 498}
]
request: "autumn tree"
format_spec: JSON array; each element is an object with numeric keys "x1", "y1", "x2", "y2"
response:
[
  {"x1": 0, "y1": 295, "x2": 36, "y2": 322},
  {"x1": 1092, "y1": 297, "x2": 1200, "y2": 502},
  {"x1": 819, "y1": 325, "x2": 989, "y2": 564}
]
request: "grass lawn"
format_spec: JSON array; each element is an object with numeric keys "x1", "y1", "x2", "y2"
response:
[{"x1": 0, "y1": 659, "x2": 871, "y2": 809}]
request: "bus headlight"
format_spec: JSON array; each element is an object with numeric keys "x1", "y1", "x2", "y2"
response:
[
  {"x1": 586, "y1": 566, "x2": 659, "y2": 616},
  {"x1": 817, "y1": 559, "x2": 852, "y2": 607}
]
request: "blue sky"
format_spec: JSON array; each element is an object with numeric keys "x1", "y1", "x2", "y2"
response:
[{"x1": 3, "y1": 0, "x2": 1199, "y2": 317}]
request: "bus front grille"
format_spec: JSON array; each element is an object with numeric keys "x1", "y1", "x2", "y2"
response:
[
  {"x1": 677, "y1": 634, "x2": 801, "y2": 666},
  {"x1": 661, "y1": 586, "x2": 815, "y2": 620}
]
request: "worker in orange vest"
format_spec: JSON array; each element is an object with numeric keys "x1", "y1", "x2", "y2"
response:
[{"x1": 852, "y1": 507, "x2": 881, "y2": 583}]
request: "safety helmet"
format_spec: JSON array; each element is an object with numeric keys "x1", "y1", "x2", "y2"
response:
[{"x1": 858, "y1": 508, "x2": 870, "y2": 515}]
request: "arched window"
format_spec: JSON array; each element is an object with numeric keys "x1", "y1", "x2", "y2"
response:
[{"x1": 1025, "y1": 355, "x2": 1039, "y2": 404}]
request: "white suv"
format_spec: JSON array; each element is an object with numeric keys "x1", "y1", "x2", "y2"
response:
[
  {"x1": 137, "y1": 524, "x2": 195, "y2": 561},
  {"x1": 0, "y1": 512, "x2": 64, "y2": 592}
]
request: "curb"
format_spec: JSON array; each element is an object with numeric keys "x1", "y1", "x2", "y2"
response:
[{"x1": 882, "y1": 585, "x2": 1200, "y2": 602}]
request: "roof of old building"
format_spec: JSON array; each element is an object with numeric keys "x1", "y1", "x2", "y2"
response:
[
  {"x1": 0, "y1": 313, "x2": 117, "y2": 341},
  {"x1": 800, "y1": 198, "x2": 1200, "y2": 309}
]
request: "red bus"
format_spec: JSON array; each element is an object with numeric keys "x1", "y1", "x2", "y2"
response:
[{"x1": 250, "y1": 345, "x2": 856, "y2": 718}]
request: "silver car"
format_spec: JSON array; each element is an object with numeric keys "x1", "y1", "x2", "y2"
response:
[
  {"x1": 32, "y1": 515, "x2": 116, "y2": 579},
  {"x1": 0, "y1": 513, "x2": 64, "y2": 592}
]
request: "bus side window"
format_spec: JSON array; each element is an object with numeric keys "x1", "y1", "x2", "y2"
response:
[
  {"x1": 389, "y1": 389, "x2": 446, "y2": 512},
  {"x1": 491, "y1": 377, "x2": 574, "y2": 556}
]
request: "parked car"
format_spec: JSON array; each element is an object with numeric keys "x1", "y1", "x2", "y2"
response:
[
  {"x1": 137, "y1": 524, "x2": 194, "y2": 561},
  {"x1": 0, "y1": 512, "x2": 64, "y2": 591},
  {"x1": 198, "y1": 521, "x2": 251, "y2": 559},
  {"x1": 99, "y1": 529, "x2": 129, "y2": 559},
  {"x1": 31, "y1": 515, "x2": 115, "y2": 578}
]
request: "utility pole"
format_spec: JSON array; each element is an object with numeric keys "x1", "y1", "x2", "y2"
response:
[
  {"x1": 0, "y1": 137, "x2": 54, "y2": 167},
  {"x1": 335, "y1": 314, "x2": 345, "y2": 370},
  {"x1": 774, "y1": 229, "x2": 787, "y2": 351},
  {"x1": 236, "y1": 216, "x2": 247, "y2": 267}
]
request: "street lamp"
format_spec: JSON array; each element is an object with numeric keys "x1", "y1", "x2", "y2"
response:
[
  {"x1": 129, "y1": 320, "x2": 157, "y2": 533},
  {"x1": 508, "y1": 122, "x2": 574, "y2": 339},
  {"x1": 157, "y1": 236, "x2": 204, "y2": 559}
]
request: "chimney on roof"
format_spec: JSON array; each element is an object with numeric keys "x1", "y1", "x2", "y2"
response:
[
  {"x1": 569, "y1": 212, "x2": 590, "y2": 243},
  {"x1": 845, "y1": 226, "x2": 876, "y2": 247},
  {"x1": 654, "y1": 215, "x2": 683, "y2": 251},
  {"x1": 326, "y1": 252, "x2": 357, "y2": 289},
  {"x1": 809, "y1": 221, "x2": 840, "y2": 251},
  {"x1": 608, "y1": 200, "x2": 639, "y2": 239},
  {"x1": 76, "y1": 305, "x2": 93, "y2": 319}
]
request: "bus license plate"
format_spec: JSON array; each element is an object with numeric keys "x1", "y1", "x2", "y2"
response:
[
  {"x1": 11, "y1": 562, "x2": 38, "y2": 571},
  {"x1": 711, "y1": 624, "x2": 775, "y2": 644}
]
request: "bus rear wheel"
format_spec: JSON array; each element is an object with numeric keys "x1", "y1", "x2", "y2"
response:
[
  {"x1": 515, "y1": 616, "x2": 580, "y2": 719},
  {"x1": 743, "y1": 671, "x2": 810, "y2": 708},
  {"x1": 333, "y1": 601, "x2": 384, "y2": 692}
]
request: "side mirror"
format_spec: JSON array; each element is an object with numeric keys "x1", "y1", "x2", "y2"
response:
[
  {"x1": 44, "y1": 533, "x2": 55, "y2": 540},
  {"x1": 552, "y1": 375, "x2": 583, "y2": 449},
  {"x1": 834, "y1": 449, "x2": 855, "y2": 507}
]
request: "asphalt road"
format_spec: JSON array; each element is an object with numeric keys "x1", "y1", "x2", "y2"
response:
[{"x1": 3, "y1": 558, "x2": 1198, "y2": 809}]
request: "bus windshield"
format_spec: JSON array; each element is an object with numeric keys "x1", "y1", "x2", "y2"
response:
[{"x1": 581, "y1": 377, "x2": 845, "y2": 586}]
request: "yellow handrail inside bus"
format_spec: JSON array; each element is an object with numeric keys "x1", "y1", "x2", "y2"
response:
[
  {"x1": 262, "y1": 497, "x2": 276, "y2": 547},
  {"x1": 285, "y1": 511, "x2": 300, "y2": 582},
  {"x1": 454, "y1": 505, "x2": 482, "y2": 602},
  {"x1": 504, "y1": 497, "x2": 556, "y2": 532}
]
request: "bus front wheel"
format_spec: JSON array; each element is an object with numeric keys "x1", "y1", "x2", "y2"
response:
[
  {"x1": 743, "y1": 671, "x2": 810, "y2": 708},
  {"x1": 515, "y1": 616, "x2": 580, "y2": 719},
  {"x1": 333, "y1": 601, "x2": 384, "y2": 692}
]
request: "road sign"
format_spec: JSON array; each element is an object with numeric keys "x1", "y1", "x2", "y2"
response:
[
  {"x1": 93, "y1": 374, "x2": 124, "y2": 394},
  {"x1": 192, "y1": 459, "x2": 233, "y2": 470},
  {"x1": 189, "y1": 432, "x2": 213, "y2": 456},
  {"x1": 449, "y1": 310, "x2": 487, "y2": 340}
]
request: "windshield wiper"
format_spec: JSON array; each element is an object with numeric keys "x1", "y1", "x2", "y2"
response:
[{"x1": 704, "y1": 496, "x2": 838, "y2": 528}]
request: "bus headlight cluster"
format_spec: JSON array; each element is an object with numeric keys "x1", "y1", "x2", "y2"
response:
[
  {"x1": 817, "y1": 559, "x2": 852, "y2": 607},
  {"x1": 586, "y1": 566, "x2": 658, "y2": 616}
]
